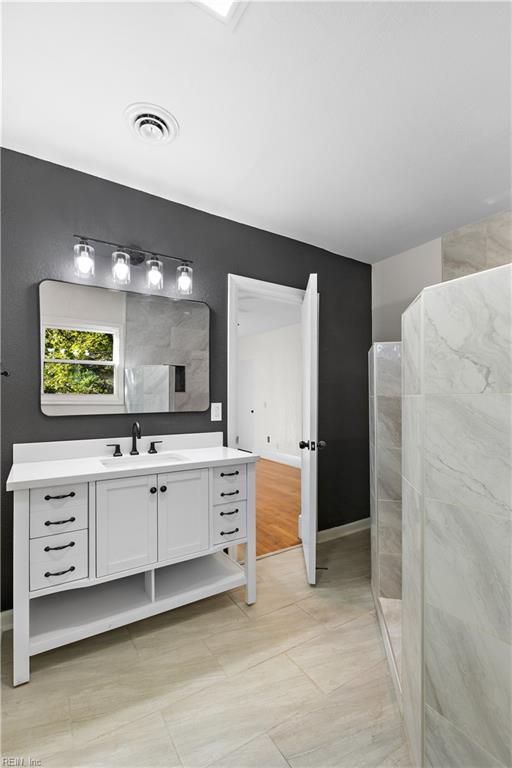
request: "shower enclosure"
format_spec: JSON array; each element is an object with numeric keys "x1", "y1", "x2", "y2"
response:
[
  {"x1": 401, "y1": 263, "x2": 511, "y2": 767},
  {"x1": 369, "y1": 342, "x2": 402, "y2": 697}
]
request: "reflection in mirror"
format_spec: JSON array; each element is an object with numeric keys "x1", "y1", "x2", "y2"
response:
[{"x1": 39, "y1": 280, "x2": 210, "y2": 416}]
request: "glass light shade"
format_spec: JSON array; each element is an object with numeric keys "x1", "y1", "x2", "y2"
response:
[
  {"x1": 176, "y1": 264, "x2": 193, "y2": 295},
  {"x1": 74, "y1": 243, "x2": 95, "y2": 278},
  {"x1": 146, "y1": 257, "x2": 164, "y2": 290},
  {"x1": 112, "y1": 251, "x2": 131, "y2": 285}
]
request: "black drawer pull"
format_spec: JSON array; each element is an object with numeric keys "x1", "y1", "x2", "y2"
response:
[
  {"x1": 44, "y1": 541, "x2": 75, "y2": 552},
  {"x1": 220, "y1": 508, "x2": 238, "y2": 516},
  {"x1": 220, "y1": 528, "x2": 239, "y2": 536},
  {"x1": 44, "y1": 566, "x2": 76, "y2": 578},
  {"x1": 220, "y1": 471, "x2": 239, "y2": 478},
  {"x1": 150, "y1": 487, "x2": 157, "y2": 494},
  {"x1": 160, "y1": 485, "x2": 167, "y2": 493},
  {"x1": 45, "y1": 516, "x2": 76, "y2": 527},
  {"x1": 221, "y1": 490, "x2": 239, "y2": 497},
  {"x1": 44, "y1": 492, "x2": 76, "y2": 501}
]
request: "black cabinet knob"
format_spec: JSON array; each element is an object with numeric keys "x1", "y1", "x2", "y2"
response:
[
  {"x1": 160, "y1": 485, "x2": 167, "y2": 493},
  {"x1": 150, "y1": 487, "x2": 157, "y2": 494}
]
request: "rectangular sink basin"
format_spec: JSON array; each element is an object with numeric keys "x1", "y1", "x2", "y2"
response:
[{"x1": 101, "y1": 452, "x2": 185, "y2": 469}]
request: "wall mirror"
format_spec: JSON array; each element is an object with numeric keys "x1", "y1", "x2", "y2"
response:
[{"x1": 39, "y1": 280, "x2": 210, "y2": 416}]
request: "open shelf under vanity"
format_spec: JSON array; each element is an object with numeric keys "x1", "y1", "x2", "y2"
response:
[{"x1": 29, "y1": 552, "x2": 245, "y2": 656}]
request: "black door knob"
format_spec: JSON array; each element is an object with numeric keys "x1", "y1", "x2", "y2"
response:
[
  {"x1": 150, "y1": 487, "x2": 157, "y2": 494},
  {"x1": 318, "y1": 440, "x2": 327, "y2": 450},
  {"x1": 160, "y1": 485, "x2": 167, "y2": 493},
  {"x1": 299, "y1": 440, "x2": 309, "y2": 450}
]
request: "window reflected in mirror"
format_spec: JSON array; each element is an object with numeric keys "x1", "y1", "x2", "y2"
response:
[{"x1": 39, "y1": 280, "x2": 210, "y2": 416}]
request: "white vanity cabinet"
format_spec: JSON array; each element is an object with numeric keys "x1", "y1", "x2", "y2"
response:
[
  {"x1": 96, "y1": 474, "x2": 158, "y2": 577},
  {"x1": 7, "y1": 433, "x2": 258, "y2": 686},
  {"x1": 158, "y1": 468, "x2": 209, "y2": 560}
]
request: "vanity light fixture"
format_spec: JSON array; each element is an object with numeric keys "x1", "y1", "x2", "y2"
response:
[
  {"x1": 146, "y1": 257, "x2": 163, "y2": 290},
  {"x1": 72, "y1": 234, "x2": 194, "y2": 295},
  {"x1": 176, "y1": 264, "x2": 193, "y2": 295},
  {"x1": 73, "y1": 242, "x2": 95, "y2": 279},
  {"x1": 112, "y1": 251, "x2": 131, "y2": 285}
]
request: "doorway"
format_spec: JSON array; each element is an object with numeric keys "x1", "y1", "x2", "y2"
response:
[{"x1": 227, "y1": 274, "x2": 319, "y2": 582}]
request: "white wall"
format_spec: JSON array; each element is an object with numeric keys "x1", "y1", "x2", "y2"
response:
[
  {"x1": 372, "y1": 239, "x2": 442, "y2": 342},
  {"x1": 237, "y1": 323, "x2": 301, "y2": 465}
]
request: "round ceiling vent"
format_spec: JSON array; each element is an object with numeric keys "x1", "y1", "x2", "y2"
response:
[{"x1": 125, "y1": 103, "x2": 179, "y2": 144}]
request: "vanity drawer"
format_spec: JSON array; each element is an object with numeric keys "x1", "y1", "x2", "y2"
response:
[
  {"x1": 212, "y1": 501, "x2": 247, "y2": 545},
  {"x1": 29, "y1": 529, "x2": 88, "y2": 591},
  {"x1": 212, "y1": 465, "x2": 247, "y2": 506},
  {"x1": 30, "y1": 483, "x2": 88, "y2": 539}
]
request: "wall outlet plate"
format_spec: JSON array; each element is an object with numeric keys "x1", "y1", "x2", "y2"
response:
[{"x1": 211, "y1": 402, "x2": 222, "y2": 421}]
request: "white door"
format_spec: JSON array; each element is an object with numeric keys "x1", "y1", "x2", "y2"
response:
[
  {"x1": 96, "y1": 474, "x2": 158, "y2": 577},
  {"x1": 237, "y1": 359, "x2": 256, "y2": 451},
  {"x1": 158, "y1": 468, "x2": 209, "y2": 561},
  {"x1": 300, "y1": 273, "x2": 319, "y2": 585}
]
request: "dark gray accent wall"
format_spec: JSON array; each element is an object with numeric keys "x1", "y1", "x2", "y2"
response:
[{"x1": 1, "y1": 149, "x2": 371, "y2": 610}]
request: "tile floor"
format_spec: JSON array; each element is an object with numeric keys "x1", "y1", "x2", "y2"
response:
[{"x1": 1, "y1": 531, "x2": 411, "y2": 767}]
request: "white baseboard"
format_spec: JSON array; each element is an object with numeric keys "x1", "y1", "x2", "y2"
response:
[
  {"x1": 1, "y1": 609, "x2": 13, "y2": 633},
  {"x1": 259, "y1": 450, "x2": 301, "y2": 469},
  {"x1": 317, "y1": 517, "x2": 370, "y2": 543}
]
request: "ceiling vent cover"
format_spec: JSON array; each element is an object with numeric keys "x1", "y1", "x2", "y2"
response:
[{"x1": 125, "y1": 103, "x2": 179, "y2": 144}]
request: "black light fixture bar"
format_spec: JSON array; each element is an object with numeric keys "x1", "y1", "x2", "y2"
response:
[{"x1": 73, "y1": 234, "x2": 193, "y2": 265}]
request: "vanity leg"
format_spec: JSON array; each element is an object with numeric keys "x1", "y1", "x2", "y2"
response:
[
  {"x1": 13, "y1": 490, "x2": 30, "y2": 686},
  {"x1": 245, "y1": 463, "x2": 256, "y2": 605}
]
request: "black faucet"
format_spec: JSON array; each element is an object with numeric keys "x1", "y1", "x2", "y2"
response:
[{"x1": 130, "y1": 421, "x2": 141, "y2": 455}]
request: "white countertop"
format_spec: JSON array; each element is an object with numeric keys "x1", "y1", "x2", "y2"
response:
[{"x1": 6, "y1": 446, "x2": 259, "y2": 491}]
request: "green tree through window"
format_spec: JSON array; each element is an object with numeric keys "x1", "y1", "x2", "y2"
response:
[{"x1": 43, "y1": 328, "x2": 115, "y2": 395}]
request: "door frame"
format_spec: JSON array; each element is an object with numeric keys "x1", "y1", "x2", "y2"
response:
[{"x1": 227, "y1": 274, "x2": 305, "y2": 451}]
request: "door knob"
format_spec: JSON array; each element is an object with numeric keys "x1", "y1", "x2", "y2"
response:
[
  {"x1": 318, "y1": 440, "x2": 327, "y2": 450},
  {"x1": 299, "y1": 440, "x2": 309, "y2": 450}
]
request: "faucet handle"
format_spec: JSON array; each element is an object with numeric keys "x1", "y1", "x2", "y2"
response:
[
  {"x1": 148, "y1": 441, "x2": 163, "y2": 455},
  {"x1": 107, "y1": 444, "x2": 122, "y2": 457}
]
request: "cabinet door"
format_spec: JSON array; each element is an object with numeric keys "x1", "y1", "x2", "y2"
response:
[
  {"x1": 158, "y1": 468, "x2": 209, "y2": 561},
  {"x1": 96, "y1": 475, "x2": 158, "y2": 577}
]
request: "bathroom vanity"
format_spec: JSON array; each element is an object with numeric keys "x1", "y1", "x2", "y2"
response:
[{"x1": 6, "y1": 431, "x2": 258, "y2": 685}]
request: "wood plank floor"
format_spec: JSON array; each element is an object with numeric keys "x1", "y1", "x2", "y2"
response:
[{"x1": 256, "y1": 459, "x2": 301, "y2": 556}]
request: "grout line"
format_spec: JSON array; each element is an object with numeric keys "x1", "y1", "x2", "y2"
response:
[
  {"x1": 266, "y1": 732, "x2": 294, "y2": 767},
  {"x1": 284, "y1": 652, "x2": 326, "y2": 696},
  {"x1": 202, "y1": 730, "x2": 268, "y2": 768},
  {"x1": 158, "y1": 710, "x2": 185, "y2": 768}
]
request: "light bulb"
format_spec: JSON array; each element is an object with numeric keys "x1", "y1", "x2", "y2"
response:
[
  {"x1": 148, "y1": 265, "x2": 161, "y2": 286},
  {"x1": 112, "y1": 251, "x2": 131, "y2": 285},
  {"x1": 74, "y1": 243, "x2": 95, "y2": 278},
  {"x1": 176, "y1": 265, "x2": 193, "y2": 295},
  {"x1": 146, "y1": 257, "x2": 163, "y2": 290}
]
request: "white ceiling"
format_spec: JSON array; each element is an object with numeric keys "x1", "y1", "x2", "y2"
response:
[
  {"x1": 2, "y1": 1, "x2": 510, "y2": 263},
  {"x1": 237, "y1": 292, "x2": 300, "y2": 336}
]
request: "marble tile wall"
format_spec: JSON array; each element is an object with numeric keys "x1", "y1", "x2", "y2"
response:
[
  {"x1": 401, "y1": 263, "x2": 512, "y2": 768},
  {"x1": 369, "y1": 343, "x2": 402, "y2": 601},
  {"x1": 125, "y1": 294, "x2": 210, "y2": 412},
  {"x1": 442, "y1": 209, "x2": 512, "y2": 281}
]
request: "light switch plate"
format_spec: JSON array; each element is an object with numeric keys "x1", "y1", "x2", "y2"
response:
[{"x1": 211, "y1": 402, "x2": 222, "y2": 421}]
